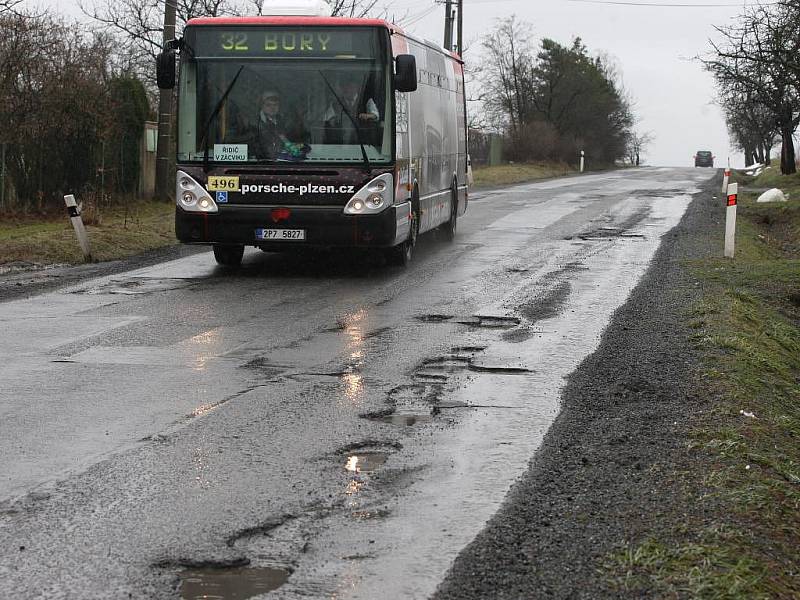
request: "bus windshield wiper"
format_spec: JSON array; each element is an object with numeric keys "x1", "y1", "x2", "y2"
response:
[
  {"x1": 201, "y1": 66, "x2": 244, "y2": 172},
  {"x1": 319, "y1": 71, "x2": 371, "y2": 173}
]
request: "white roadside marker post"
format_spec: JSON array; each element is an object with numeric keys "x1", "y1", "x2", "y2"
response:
[
  {"x1": 724, "y1": 183, "x2": 737, "y2": 258},
  {"x1": 580, "y1": 150, "x2": 585, "y2": 173},
  {"x1": 721, "y1": 167, "x2": 730, "y2": 194},
  {"x1": 64, "y1": 194, "x2": 92, "y2": 262}
]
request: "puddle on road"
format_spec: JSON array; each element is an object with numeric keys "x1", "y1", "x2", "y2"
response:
[
  {"x1": 345, "y1": 452, "x2": 388, "y2": 473},
  {"x1": 179, "y1": 566, "x2": 289, "y2": 600}
]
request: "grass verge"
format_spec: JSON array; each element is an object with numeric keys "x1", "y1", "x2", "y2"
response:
[
  {"x1": 605, "y1": 170, "x2": 800, "y2": 598},
  {"x1": 471, "y1": 162, "x2": 575, "y2": 188},
  {"x1": 0, "y1": 200, "x2": 176, "y2": 266}
]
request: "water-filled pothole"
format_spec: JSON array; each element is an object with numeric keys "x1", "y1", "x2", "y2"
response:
[
  {"x1": 457, "y1": 315, "x2": 521, "y2": 329},
  {"x1": 179, "y1": 566, "x2": 290, "y2": 599},
  {"x1": 415, "y1": 314, "x2": 454, "y2": 323},
  {"x1": 345, "y1": 452, "x2": 388, "y2": 473},
  {"x1": 367, "y1": 413, "x2": 433, "y2": 426}
]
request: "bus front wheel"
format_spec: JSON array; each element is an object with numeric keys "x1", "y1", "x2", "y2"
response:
[
  {"x1": 440, "y1": 185, "x2": 458, "y2": 242},
  {"x1": 213, "y1": 244, "x2": 244, "y2": 267},
  {"x1": 386, "y1": 207, "x2": 418, "y2": 266}
]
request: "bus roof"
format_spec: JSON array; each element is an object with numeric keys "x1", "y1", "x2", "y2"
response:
[
  {"x1": 183, "y1": 16, "x2": 462, "y2": 62},
  {"x1": 185, "y1": 16, "x2": 400, "y2": 31}
]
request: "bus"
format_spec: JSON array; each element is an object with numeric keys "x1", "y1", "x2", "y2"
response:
[{"x1": 157, "y1": 2, "x2": 468, "y2": 267}]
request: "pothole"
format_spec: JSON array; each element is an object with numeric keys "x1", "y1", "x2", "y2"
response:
[
  {"x1": 436, "y1": 400, "x2": 469, "y2": 409},
  {"x1": 344, "y1": 452, "x2": 388, "y2": 473},
  {"x1": 71, "y1": 277, "x2": 195, "y2": 295},
  {"x1": 468, "y1": 364, "x2": 533, "y2": 374},
  {"x1": 414, "y1": 314, "x2": 454, "y2": 323},
  {"x1": 456, "y1": 315, "x2": 521, "y2": 329},
  {"x1": 418, "y1": 356, "x2": 471, "y2": 373},
  {"x1": 451, "y1": 345, "x2": 488, "y2": 353},
  {"x1": 179, "y1": 566, "x2": 290, "y2": 599}
]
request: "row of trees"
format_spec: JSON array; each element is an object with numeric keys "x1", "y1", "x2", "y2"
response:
[
  {"x1": 471, "y1": 17, "x2": 640, "y2": 166},
  {"x1": 1, "y1": 0, "x2": 375, "y2": 211},
  {"x1": 704, "y1": 1, "x2": 799, "y2": 174},
  {"x1": 0, "y1": 6, "x2": 150, "y2": 211},
  {"x1": 3, "y1": 1, "x2": 641, "y2": 211}
]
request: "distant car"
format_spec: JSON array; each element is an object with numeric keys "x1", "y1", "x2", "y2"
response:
[{"x1": 694, "y1": 150, "x2": 714, "y2": 167}]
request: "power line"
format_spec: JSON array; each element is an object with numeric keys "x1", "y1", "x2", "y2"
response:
[
  {"x1": 399, "y1": 4, "x2": 439, "y2": 27},
  {"x1": 454, "y1": 0, "x2": 777, "y2": 5},
  {"x1": 566, "y1": 0, "x2": 778, "y2": 6}
]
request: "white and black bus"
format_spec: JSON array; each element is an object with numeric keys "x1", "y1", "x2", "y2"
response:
[{"x1": 157, "y1": 2, "x2": 468, "y2": 266}]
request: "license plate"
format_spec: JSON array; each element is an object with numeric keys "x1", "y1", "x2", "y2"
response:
[{"x1": 255, "y1": 228, "x2": 306, "y2": 241}]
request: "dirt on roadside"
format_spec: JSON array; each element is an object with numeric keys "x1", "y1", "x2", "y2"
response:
[{"x1": 433, "y1": 175, "x2": 729, "y2": 599}]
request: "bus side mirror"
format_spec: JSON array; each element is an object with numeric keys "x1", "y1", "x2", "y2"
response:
[
  {"x1": 156, "y1": 50, "x2": 176, "y2": 89},
  {"x1": 395, "y1": 54, "x2": 417, "y2": 92}
]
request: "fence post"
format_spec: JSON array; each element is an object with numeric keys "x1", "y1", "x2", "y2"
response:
[
  {"x1": 64, "y1": 194, "x2": 92, "y2": 262},
  {"x1": 724, "y1": 183, "x2": 737, "y2": 259},
  {"x1": 580, "y1": 150, "x2": 585, "y2": 173}
]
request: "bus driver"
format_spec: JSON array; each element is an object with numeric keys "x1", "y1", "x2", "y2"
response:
[{"x1": 251, "y1": 89, "x2": 288, "y2": 159}]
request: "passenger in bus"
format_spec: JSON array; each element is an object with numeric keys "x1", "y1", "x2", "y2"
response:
[{"x1": 323, "y1": 77, "x2": 379, "y2": 145}]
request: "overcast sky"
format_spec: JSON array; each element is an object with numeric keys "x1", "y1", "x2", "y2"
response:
[{"x1": 32, "y1": 0, "x2": 755, "y2": 167}]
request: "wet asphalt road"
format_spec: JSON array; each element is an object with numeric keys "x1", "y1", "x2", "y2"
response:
[{"x1": 0, "y1": 167, "x2": 716, "y2": 599}]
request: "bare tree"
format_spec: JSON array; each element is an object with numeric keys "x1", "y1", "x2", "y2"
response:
[
  {"x1": 627, "y1": 131, "x2": 653, "y2": 166},
  {"x1": 705, "y1": 2, "x2": 799, "y2": 173},
  {"x1": 0, "y1": 0, "x2": 23, "y2": 14},
  {"x1": 477, "y1": 16, "x2": 534, "y2": 134}
]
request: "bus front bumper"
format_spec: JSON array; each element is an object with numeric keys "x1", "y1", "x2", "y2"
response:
[{"x1": 175, "y1": 203, "x2": 411, "y2": 249}]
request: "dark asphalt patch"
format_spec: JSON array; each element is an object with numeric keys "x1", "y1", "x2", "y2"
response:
[{"x1": 518, "y1": 281, "x2": 572, "y2": 323}]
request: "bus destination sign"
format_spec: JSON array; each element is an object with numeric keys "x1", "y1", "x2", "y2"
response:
[{"x1": 191, "y1": 28, "x2": 380, "y2": 59}]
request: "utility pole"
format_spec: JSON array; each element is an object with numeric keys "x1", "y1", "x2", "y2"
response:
[
  {"x1": 456, "y1": 0, "x2": 463, "y2": 55},
  {"x1": 443, "y1": 0, "x2": 453, "y2": 50},
  {"x1": 155, "y1": 0, "x2": 177, "y2": 201}
]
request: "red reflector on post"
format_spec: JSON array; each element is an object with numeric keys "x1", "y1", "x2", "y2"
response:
[
  {"x1": 271, "y1": 207, "x2": 291, "y2": 223},
  {"x1": 727, "y1": 195, "x2": 737, "y2": 206}
]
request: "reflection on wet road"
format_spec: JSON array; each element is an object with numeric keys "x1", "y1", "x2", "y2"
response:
[{"x1": 0, "y1": 168, "x2": 715, "y2": 599}]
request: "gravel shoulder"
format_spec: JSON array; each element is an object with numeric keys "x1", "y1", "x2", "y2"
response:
[{"x1": 434, "y1": 175, "x2": 724, "y2": 599}]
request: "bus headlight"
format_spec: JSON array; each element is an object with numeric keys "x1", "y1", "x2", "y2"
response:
[
  {"x1": 366, "y1": 194, "x2": 384, "y2": 209},
  {"x1": 175, "y1": 170, "x2": 218, "y2": 213},
  {"x1": 344, "y1": 173, "x2": 393, "y2": 215}
]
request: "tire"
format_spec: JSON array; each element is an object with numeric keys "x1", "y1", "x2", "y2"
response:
[
  {"x1": 440, "y1": 185, "x2": 458, "y2": 242},
  {"x1": 213, "y1": 244, "x2": 244, "y2": 267},
  {"x1": 386, "y1": 203, "x2": 418, "y2": 267}
]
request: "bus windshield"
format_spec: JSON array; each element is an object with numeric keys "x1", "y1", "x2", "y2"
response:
[{"x1": 177, "y1": 27, "x2": 393, "y2": 165}]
